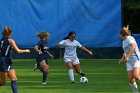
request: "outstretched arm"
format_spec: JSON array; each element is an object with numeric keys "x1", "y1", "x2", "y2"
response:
[
  {"x1": 56, "y1": 40, "x2": 66, "y2": 47},
  {"x1": 125, "y1": 43, "x2": 136, "y2": 62},
  {"x1": 56, "y1": 43, "x2": 66, "y2": 47},
  {"x1": 8, "y1": 39, "x2": 30, "y2": 53},
  {"x1": 81, "y1": 47, "x2": 93, "y2": 55}
]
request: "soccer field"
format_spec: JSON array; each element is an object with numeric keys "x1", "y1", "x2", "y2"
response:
[{"x1": 0, "y1": 59, "x2": 138, "y2": 93}]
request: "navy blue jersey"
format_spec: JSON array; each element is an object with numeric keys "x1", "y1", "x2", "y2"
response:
[
  {"x1": 37, "y1": 40, "x2": 48, "y2": 55},
  {"x1": 0, "y1": 38, "x2": 12, "y2": 58}
]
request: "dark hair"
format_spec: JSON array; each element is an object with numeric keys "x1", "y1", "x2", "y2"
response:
[
  {"x1": 2, "y1": 26, "x2": 12, "y2": 38},
  {"x1": 37, "y1": 32, "x2": 50, "y2": 40},
  {"x1": 120, "y1": 30, "x2": 129, "y2": 37},
  {"x1": 63, "y1": 31, "x2": 76, "y2": 40}
]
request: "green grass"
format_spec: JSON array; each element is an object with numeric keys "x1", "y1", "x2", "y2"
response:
[{"x1": 0, "y1": 59, "x2": 137, "y2": 93}]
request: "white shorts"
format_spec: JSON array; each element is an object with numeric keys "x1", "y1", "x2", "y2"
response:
[
  {"x1": 126, "y1": 56, "x2": 140, "y2": 71},
  {"x1": 64, "y1": 57, "x2": 80, "y2": 65}
]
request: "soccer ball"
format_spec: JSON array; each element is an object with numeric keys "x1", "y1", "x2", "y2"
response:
[{"x1": 80, "y1": 77, "x2": 88, "y2": 83}]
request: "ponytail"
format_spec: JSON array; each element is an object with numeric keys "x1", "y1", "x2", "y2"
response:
[
  {"x1": 63, "y1": 36, "x2": 69, "y2": 40},
  {"x1": 120, "y1": 29, "x2": 130, "y2": 37}
]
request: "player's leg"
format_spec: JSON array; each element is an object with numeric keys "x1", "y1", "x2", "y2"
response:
[
  {"x1": 74, "y1": 64, "x2": 85, "y2": 77},
  {"x1": 0, "y1": 71, "x2": 7, "y2": 86},
  {"x1": 7, "y1": 69, "x2": 18, "y2": 93},
  {"x1": 133, "y1": 67, "x2": 140, "y2": 80},
  {"x1": 128, "y1": 70, "x2": 138, "y2": 93},
  {"x1": 0, "y1": 70, "x2": 2, "y2": 85},
  {"x1": 73, "y1": 58, "x2": 85, "y2": 77},
  {"x1": 66, "y1": 61, "x2": 74, "y2": 83},
  {"x1": 133, "y1": 61, "x2": 140, "y2": 81},
  {"x1": 40, "y1": 60, "x2": 49, "y2": 84}
]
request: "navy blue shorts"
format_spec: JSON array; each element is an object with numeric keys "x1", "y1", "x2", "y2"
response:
[
  {"x1": 0, "y1": 57, "x2": 14, "y2": 72},
  {"x1": 36, "y1": 55, "x2": 48, "y2": 66}
]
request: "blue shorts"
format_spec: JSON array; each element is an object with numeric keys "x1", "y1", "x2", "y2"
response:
[
  {"x1": 0, "y1": 57, "x2": 14, "y2": 72},
  {"x1": 36, "y1": 55, "x2": 48, "y2": 66}
]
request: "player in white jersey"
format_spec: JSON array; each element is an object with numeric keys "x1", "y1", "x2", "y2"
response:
[
  {"x1": 57, "y1": 31, "x2": 93, "y2": 83},
  {"x1": 119, "y1": 27, "x2": 140, "y2": 93}
]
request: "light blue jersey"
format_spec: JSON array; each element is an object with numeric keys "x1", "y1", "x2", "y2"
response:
[{"x1": 122, "y1": 36, "x2": 140, "y2": 61}]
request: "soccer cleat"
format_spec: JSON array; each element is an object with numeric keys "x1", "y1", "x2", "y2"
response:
[
  {"x1": 42, "y1": 82, "x2": 47, "y2": 85},
  {"x1": 33, "y1": 64, "x2": 38, "y2": 71},
  {"x1": 80, "y1": 72, "x2": 85, "y2": 77},
  {"x1": 71, "y1": 81, "x2": 75, "y2": 84}
]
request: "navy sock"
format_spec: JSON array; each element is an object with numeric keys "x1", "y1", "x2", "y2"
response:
[
  {"x1": 39, "y1": 68, "x2": 47, "y2": 83},
  {"x1": 43, "y1": 72, "x2": 47, "y2": 82},
  {"x1": 11, "y1": 81, "x2": 18, "y2": 93}
]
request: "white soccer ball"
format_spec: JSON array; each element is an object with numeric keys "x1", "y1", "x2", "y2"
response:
[{"x1": 80, "y1": 77, "x2": 88, "y2": 83}]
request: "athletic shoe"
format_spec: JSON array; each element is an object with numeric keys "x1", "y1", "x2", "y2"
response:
[
  {"x1": 42, "y1": 82, "x2": 47, "y2": 85},
  {"x1": 71, "y1": 81, "x2": 75, "y2": 84}
]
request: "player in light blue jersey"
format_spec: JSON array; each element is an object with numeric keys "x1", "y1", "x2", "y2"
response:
[{"x1": 119, "y1": 27, "x2": 140, "y2": 93}]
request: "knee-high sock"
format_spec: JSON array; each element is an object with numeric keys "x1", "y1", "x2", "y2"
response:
[
  {"x1": 129, "y1": 82, "x2": 138, "y2": 93},
  {"x1": 69, "y1": 69, "x2": 74, "y2": 82},
  {"x1": 39, "y1": 68, "x2": 47, "y2": 83},
  {"x1": 11, "y1": 81, "x2": 18, "y2": 93}
]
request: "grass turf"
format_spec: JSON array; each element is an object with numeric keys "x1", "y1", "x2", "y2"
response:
[{"x1": 0, "y1": 59, "x2": 137, "y2": 93}]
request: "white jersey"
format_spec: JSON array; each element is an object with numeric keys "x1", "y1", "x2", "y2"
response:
[
  {"x1": 122, "y1": 36, "x2": 140, "y2": 61},
  {"x1": 59, "y1": 39, "x2": 82, "y2": 58}
]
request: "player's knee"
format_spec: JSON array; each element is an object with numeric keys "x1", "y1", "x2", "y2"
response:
[
  {"x1": 133, "y1": 74, "x2": 139, "y2": 80},
  {"x1": 67, "y1": 64, "x2": 73, "y2": 69},
  {"x1": 43, "y1": 67, "x2": 49, "y2": 74},
  {"x1": 11, "y1": 77, "x2": 17, "y2": 81}
]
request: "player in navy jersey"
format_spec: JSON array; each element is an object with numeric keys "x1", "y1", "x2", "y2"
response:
[
  {"x1": 34, "y1": 32, "x2": 52, "y2": 85},
  {"x1": 0, "y1": 26, "x2": 30, "y2": 93}
]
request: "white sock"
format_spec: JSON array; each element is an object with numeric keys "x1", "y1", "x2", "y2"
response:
[
  {"x1": 68, "y1": 69, "x2": 74, "y2": 82},
  {"x1": 129, "y1": 82, "x2": 138, "y2": 93}
]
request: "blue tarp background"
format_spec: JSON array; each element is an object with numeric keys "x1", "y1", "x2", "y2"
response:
[
  {"x1": 0, "y1": 0, "x2": 122, "y2": 48},
  {"x1": 134, "y1": 34, "x2": 140, "y2": 49}
]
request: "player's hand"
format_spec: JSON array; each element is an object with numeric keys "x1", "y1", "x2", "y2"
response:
[
  {"x1": 62, "y1": 44, "x2": 66, "y2": 47},
  {"x1": 124, "y1": 56, "x2": 129, "y2": 63},
  {"x1": 88, "y1": 51, "x2": 93, "y2": 55},
  {"x1": 50, "y1": 55, "x2": 54, "y2": 59},
  {"x1": 38, "y1": 50, "x2": 43, "y2": 55},
  {"x1": 118, "y1": 59, "x2": 123, "y2": 64},
  {"x1": 25, "y1": 49, "x2": 30, "y2": 53}
]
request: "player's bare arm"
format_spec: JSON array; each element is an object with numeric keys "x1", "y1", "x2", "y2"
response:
[
  {"x1": 8, "y1": 39, "x2": 30, "y2": 53},
  {"x1": 125, "y1": 43, "x2": 136, "y2": 62},
  {"x1": 81, "y1": 47, "x2": 93, "y2": 55},
  {"x1": 56, "y1": 43, "x2": 66, "y2": 47}
]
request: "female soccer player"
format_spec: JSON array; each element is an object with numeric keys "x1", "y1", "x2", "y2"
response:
[
  {"x1": 56, "y1": 31, "x2": 93, "y2": 83},
  {"x1": 0, "y1": 26, "x2": 30, "y2": 93},
  {"x1": 34, "y1": 32, "x2": 51, "y2": 85},
  {"x1": 119, "y1": 27, "x2": 140, "y2": 93}
]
